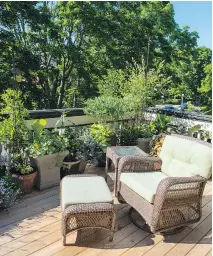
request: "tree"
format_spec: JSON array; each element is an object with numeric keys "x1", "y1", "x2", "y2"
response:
[
  {"x1": 198, "y1": 64, "x2": 212, "y2": 113},
  {"x1": 0, "y1": 1, "x2": 210, "y2": 110}
]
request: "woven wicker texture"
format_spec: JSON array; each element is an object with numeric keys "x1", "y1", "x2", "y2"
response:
[
  {"x1": 116, "y1": 135, "x2": 209, "y2": 233},
  {"x1": 60, "y1": 174, "x2": 115, "y2": 245}
]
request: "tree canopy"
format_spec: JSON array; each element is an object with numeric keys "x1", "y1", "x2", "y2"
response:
[{"x1": 0, "y1": 1, "x2": 211, "y2": 112}]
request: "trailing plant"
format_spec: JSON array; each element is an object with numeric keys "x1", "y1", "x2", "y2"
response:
[
  {"x1": 149, "y1": 114, "x2": 173, "y2": 135},
  {"x1": 0, "y1": 171, "x2": 22, "y2": 209}
]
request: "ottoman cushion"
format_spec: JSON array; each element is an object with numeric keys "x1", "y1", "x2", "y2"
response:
[{"x1": 61, "y1": 176, "x2": 113, "y2": 210}]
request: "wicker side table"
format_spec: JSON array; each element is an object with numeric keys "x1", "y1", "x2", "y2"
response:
[{"x1": 61, "y1": 175, "x2": 115, "y2": 245}]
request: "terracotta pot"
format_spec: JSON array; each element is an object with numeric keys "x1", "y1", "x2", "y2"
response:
[{"x1": 18, "y1": 171, "x2": 37, "y2": 194}]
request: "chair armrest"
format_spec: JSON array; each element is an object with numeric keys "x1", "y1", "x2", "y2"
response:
[
  {"x1": 151, "y1": 176, "x2": 207, "y2": 230},
  {"x1": 155, "y1": 176, "x2": 207, "y2": 196},
  {"x1": 118, "y1": 155, "x2": 162, "y2": 174}
]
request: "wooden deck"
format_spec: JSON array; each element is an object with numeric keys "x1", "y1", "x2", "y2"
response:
[{"x1": 0, "y1": 166, "x2": 212, "y2": 256}]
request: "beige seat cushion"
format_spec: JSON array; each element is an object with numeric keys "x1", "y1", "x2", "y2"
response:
[
  {"x1": 120, "y1": 172, "x2": 168, "y2": 204},
  {"x1": 61, "y1": 176, "x2": 113, "y2": 210},
  {"x1": 160, "y1": 135, "x2": 212, "y2": 179}
]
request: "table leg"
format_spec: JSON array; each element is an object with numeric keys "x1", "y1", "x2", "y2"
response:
[
  {"x1": 105, "y1": 157, "x2": 110, "y2": 182},
  {"x1": 114, "y1": 163, "x2": 118, "y2": 197}
]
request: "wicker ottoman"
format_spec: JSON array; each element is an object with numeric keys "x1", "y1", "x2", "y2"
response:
[{"x1": 61, "y1": 174, "x2": 115, "y2": 245}]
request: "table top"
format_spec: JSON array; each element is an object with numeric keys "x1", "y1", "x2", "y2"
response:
[{"x1": 108, "y1": 146, "x2": 147, "y2": 158}]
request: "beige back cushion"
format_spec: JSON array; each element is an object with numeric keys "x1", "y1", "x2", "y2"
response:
[{"x1": 160, "y1": 135, "x2": 212, "y2": 179}]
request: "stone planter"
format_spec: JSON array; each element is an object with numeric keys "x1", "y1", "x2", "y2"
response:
[
  {"x1": 17, "y1": 171, "x2": 37, "y2": 194},
  {"x1": 30, "y1": 151, "x2": 68, "y2": 190},
  {"x1": 137, "y1": 138, "x2": 152, "y2": 153}
]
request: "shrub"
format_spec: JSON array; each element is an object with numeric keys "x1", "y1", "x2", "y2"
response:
[
  {"x1": 119, "y1": 123, "x2": 153, "y2": 146},
  {"x1": 149, "y1": 114, "x2": 173, "y2": 135},
  {"x1": 84, "y1": 96, "x2": 130, "y2": 122}
]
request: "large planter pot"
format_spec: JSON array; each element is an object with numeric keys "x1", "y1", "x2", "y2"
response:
[
  {"x1": 17, "y1": 171, "x2": 37, "y2": 194},
  {"x1": 60, "y1": 161, "x2": 81, "y2": 179},
  {"x1": 137, "y1": 138, "x2": 152, "y2": 153},
  {"x1": 30, "y1": 151, "x2": 68, "y2": 190}
]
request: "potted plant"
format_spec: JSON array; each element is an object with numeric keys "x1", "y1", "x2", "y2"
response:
[
  {"x1": 0, "y1": 89, "x2": 36, "y2": 194},
  {"x1": 119, "y1": 122, "x2": 153, "y2": 153},
  {"x1": 10, "y1": 154, "x2": 37, "y2": 194},
  {"x1": 78, "y1": 129, "x2": 107, "y2": 167},
  {"x1": 60, "y1": 127, "x2": 82, "y2": 179},
  {"x1": 89, "y1": 123, "x2": 116, "y2": 166},
  {"x1": 29, "y1": 120, "x2": 69, "y2": 190},
  {"x1": 137, "y1": 124, "x2": 154, "y2": 153},
  {"x1": 149, "y1": 114, "x2": 173, "y2": 135}
]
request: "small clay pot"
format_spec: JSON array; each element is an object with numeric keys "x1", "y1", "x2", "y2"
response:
[{"x1": 17, "y1": 171, "x2": 37, "y2": 194}]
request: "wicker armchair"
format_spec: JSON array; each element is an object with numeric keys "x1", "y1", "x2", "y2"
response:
[{"x1": 116, "y1": 135, "x2": 211, "y2": 234}]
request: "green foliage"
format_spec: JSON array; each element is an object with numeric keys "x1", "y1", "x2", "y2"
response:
[
  {"x1": 1, "y1": 1, "x2": 210, "y2": 111},
  {"x1": 90, "y1": 124, "x2": 115, "y2": 146},
  {"x1": 0, "y1": 171, "x2": 22, "y2": 209},
  {"x1": 203, "y1": 131, "x2": 212, "y2": 140},
  {"x1": 78, "y1": 129, "x2": 106, "y2": 166},
  {"x1": 97, "y1": 69, "x2": 126, "y2": 97},
  {"x1": 64, "y1": 127, "x2": 81, "y2": 161},
  {"x1": 186, "y1": 101, "x2": 195, "y2": 112},
  {"x1": 167, "y1": 124, "x2": 187, "y2": 135},
  {"x1": 198, "y1": 63, "x2": 212, "y2": 113},
  {"x1": 119, "y1": 123, "x2": 153, "y2": 146},
  {"x1": 84, "y1": 96, "x2": 130, "y2": 122},
  {"x1": 11, "y1": 154, "x2": 33, "y2": 175},
  {"x1": 29, "y1": 120, "x2": 69, "y2": 157},
  {"x1": 149, "y1": 114, "x2": 173, "y2": 135},
  {"x1": 0, "y1": 89, "x2": 29, "y2": 155}
]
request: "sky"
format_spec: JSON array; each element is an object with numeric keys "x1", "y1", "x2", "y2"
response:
[{"x1": 172, "y1": 1, "x2": 212, "y2": 49}]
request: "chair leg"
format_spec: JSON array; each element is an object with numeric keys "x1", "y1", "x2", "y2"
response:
[
  {"x1": 109, "y1": 231, "x2": 114, "y2": 241},
  {"x1": 62, "y1": 235, "x2": 66, "y2": 246}
]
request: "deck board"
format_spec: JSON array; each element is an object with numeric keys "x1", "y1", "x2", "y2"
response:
[{"x1": 0, "y1": 167, "x2": 212, "y2": 256}]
